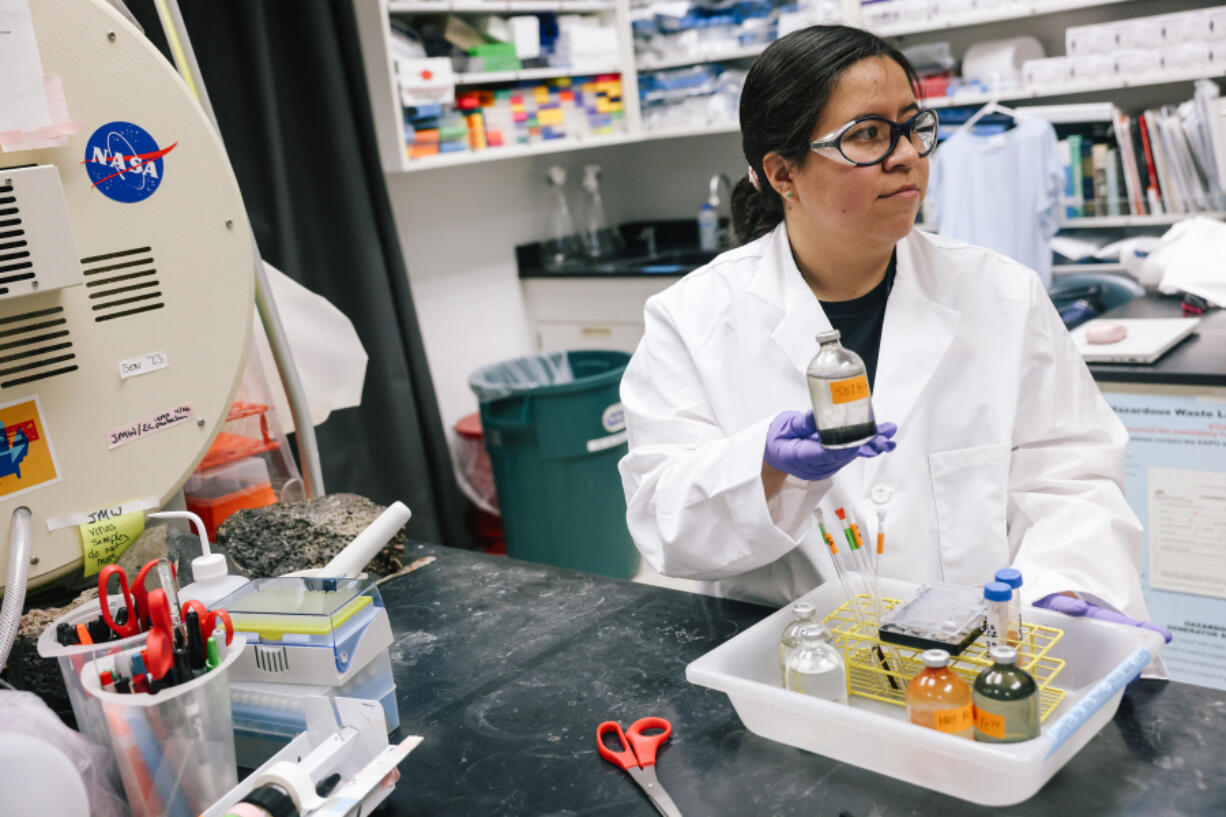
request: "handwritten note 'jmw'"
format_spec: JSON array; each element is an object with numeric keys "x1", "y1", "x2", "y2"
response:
[
  {"x1": 108, "y1": 405, "x2": 194, "y2": 449},
  {"x1": 81, "y1": 510, "x2": 145, "y2": 576}
]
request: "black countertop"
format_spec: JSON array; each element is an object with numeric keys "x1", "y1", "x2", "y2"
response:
[
  {"x1": 379, "y1": 543, "x2": 1226, "y2": 816},
  {"x1": 1086, "y1": 295, "x2": 1226, "y2": 387}
]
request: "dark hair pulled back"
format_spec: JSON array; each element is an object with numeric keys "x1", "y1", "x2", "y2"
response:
[{"x1": 731, "y1": 25, "x2": 920, "y2": 245}]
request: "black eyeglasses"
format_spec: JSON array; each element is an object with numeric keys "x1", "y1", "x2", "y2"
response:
[{"x1": 810, "y1": 108, "x2": 939, "y2": 167}]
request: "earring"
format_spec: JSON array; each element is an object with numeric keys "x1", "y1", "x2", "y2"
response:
[{"x1": 784, "y1": 190, "x2": 795, "y2": 200}]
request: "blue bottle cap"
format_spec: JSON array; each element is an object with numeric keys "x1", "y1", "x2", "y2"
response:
[
  {"x1": 984, "y1": 581, "x2": 1012, "y2": 602},
  {"x1": 995, "y1": 568, "x2": 1023, "y2": 588}
]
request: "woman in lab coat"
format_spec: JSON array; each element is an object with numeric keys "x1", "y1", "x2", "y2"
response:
[{"x1": 618, "y1": 25, "x2": 1168, "y2": 636}]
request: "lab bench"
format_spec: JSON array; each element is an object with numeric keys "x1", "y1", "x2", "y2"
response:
[
  {"x1": 377, "y1": 542, "x2": 1225, "y2": 816},
  {"x1": 1087, "y1": 294, "x2": 1226, "y2": 388}
]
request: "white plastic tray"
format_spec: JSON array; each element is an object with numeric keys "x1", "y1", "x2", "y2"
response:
[{"x1": 686, "y1": 576, "x2": 1164, "y2": 806}]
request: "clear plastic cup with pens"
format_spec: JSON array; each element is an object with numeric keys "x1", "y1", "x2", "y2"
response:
[{"x1": 79, "y1": 633, "x2": 246, "y2": 817}]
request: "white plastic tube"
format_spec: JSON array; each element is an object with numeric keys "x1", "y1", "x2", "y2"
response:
[
  {"x1": 320, "y1": 501, "x2": 413, "y2": 578},
  {"x1": 0, "y1": 506, "x2": 32, "y2": 672}
]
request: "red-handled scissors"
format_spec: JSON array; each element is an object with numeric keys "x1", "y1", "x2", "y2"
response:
[
  {"x1": 596, "y1": 717, "x2": 683, "y2": 817},
  {"x1": 180, "y1": 599, "x2": 234, "y2": 646},
  {"x1": 98, "y1": 559, "x2": 174, "y2": 638}
]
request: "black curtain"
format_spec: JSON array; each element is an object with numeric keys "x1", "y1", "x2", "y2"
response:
[{"x1": 128, "y1": 1, "x2": 468, "y2": 547}]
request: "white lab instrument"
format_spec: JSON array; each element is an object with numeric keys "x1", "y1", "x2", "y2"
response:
[
  {"x1": 685, "y1": 576, "x2": 1166, "y2": 806},
  {"x1": 0, "y1": 0, "x2": 255, "y2": 594},
  {"x1": 619, "y1": 223, "x2": 1150, "y2": 619},
  {"x1": 1070, "y1": 318, "x2": 1200, "y2": 364}
]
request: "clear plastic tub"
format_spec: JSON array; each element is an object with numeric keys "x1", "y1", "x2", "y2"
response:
[
  {"x1": 36, "y1": 597, "x2": 148, "y2": 747},
  {"x1": 686, "y1": 576, "x2": 1165, "y2": 806},
  {"x1": 79, "y1": 635, "x2": 246, "y2": 817}
]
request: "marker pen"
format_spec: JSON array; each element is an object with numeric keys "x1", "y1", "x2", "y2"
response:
[
  {"x1": 75, "y1": 623, "x2": 93, "y2": 645},
  {"x1": 56, "y1": 622, "x2": 75, "y2": 646},
  {"x1": 184, "y1": 609, "x2": 206, "y2": 670},
  {"x1": 211, "y1": 627, "x2": 228, "y2": 664},
  {"x1": 99, "y1": 670, "x2": 116, "y2": 693},
  {"x1": 130, "y1": 654, "x2": 150, "y2": 694}
]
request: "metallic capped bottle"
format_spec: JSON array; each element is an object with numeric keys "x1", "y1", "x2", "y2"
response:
[
  {"x1": 973, "y1": 646, "x2": 1040, "y2": 743},
  {"x1": 906, "y1": 649, "x2": 974, "y2": 739},
  {"x1": 779, "y1": 601, "x2": 820, "y2": 685},
  {"x1": 806, "y1": 330, "x2": 877, "y2": 448},
  {"x1": 785, "y1": 624, "x2": 848, "y2": 705}
]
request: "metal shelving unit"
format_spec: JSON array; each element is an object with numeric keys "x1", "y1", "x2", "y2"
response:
[
  {"x1": 926, "y1": 67, "x2": 1226, "y2": 110},
  {"x1": 1059, "y1": 212, "x2": 1226, "y2": 229},
  {"x1": 355, "y1": 0, "x2": 1226, "y2": 173},
  {"x1": 871, "y1": 0, "x2": 1138, "y2": 38}
]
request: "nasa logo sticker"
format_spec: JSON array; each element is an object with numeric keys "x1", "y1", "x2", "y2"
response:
[{"x1": 83, "y1": 121, "x2": 177, "y2": 203}]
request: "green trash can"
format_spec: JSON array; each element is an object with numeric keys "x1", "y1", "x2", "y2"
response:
[{"x1": 469, "y1": 350, "x2": 638, "y2": 579}]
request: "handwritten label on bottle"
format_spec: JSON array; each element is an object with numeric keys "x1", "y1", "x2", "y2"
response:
[
  {"x1": 935, "y1": 703, "x2": 974, "y2": 733},
  {"x1": 829, "y1": 374, "x2": 869, "y2": 405},
  {"x1": 974, "y1": 706, "x2": 1006, "y2": 740}
]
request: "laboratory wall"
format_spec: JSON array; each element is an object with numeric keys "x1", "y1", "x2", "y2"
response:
[{"x1": 386, "y1": 130, "x2": 743, "y2": 430}]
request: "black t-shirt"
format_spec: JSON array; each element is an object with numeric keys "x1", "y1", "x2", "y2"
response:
[{"x1": 818, "y1": 253, "x2": 896, "y2": 389}]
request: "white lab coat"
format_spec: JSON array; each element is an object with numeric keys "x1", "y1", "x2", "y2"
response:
[{"x1": 618, "y1": 222, "x2": 1151, "y2": 622}]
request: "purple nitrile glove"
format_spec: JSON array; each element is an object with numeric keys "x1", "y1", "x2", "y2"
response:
[
  {"x1": 763, "y1": 410, "x2": 897, "y2": 482},
  {"x1": 1035, "y1": 594, "x2": 1173, "y2": 643}
]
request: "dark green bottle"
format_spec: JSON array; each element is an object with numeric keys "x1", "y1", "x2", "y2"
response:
[{"x1": 973, "y1": 646, "x2": 1039, "y2": 742}]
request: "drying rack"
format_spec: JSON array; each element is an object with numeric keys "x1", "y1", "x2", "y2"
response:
[{"x1": 821, "y1": 595, "x2": 1068, "y2": 722}]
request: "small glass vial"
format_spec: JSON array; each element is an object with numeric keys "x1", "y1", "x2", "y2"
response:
[
  {"x1": 806, "y1": 330, "x2": 877, "y2": 448},
  {"x1": 779, "y1": 601, "x2": 819, "y2": 685},
  {"x1": 905, "y1": 649, "x2": 974, "y2": 739},
  {"x1": 982, "y1": 581, "x2": 1017, "y2": 649},
  {"x1": 973, "y1": 645, "x2": 1040, "y2": 743},
  {"x1": 994, "y1": 568, "x2": 1024, "y2": 647},
  {"x1": 785, "y1": 625, "x2": 848, "y2": 705}
]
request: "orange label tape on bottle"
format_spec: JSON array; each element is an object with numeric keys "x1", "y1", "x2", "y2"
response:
[
  {"x1": 829, "y1": 374, "x2": 869, "y2": 405},
  {"x1": 934, "y1": 704, "x2": 973, "y2": 733},
  {"x1": 974, "y1": 707, "x2": 1006, "y2": 740}
]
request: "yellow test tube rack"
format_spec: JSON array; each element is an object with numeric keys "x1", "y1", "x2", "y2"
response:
[{"x1": 821, "y1": 595, "x2": 1068, "y2": 722}]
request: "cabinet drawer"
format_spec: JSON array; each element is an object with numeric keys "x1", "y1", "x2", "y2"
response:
[{"x1": 535, "y1": 321, "x2": 645, "y2": 354}]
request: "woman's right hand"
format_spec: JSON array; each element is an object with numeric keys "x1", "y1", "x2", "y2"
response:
[{"x1": 763, "y1": 410, "x2": 896, "y2": 483}]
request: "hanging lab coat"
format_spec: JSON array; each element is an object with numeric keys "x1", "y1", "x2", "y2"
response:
[{"x1": 618, "y1": 221, "x2": 1151, "y2": 622}]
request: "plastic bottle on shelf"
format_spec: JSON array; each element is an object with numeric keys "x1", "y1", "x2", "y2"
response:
[
  {"x1": 698, "y1": 203, "x2": 719, "y2": 251},
  {"x1": 778, "y1": 601, "x2": 822, "y2": 685},
  {"x1": 806, "y1": 330, "x2": 878, "y2": 448},
  {"x1": 973, "y1": 645, "x2": 1040, "y2": 743},
  {"x1": 150, "y1": 510, "x2": 250, "y2": 609},
  {"x1": 579, "y1": 164, "x2": 622, "y2": 259},
  {"x1": 905, "y1": 649, "x2": 974, "y2": 739},
  {"x1": 785, "y1": 624, "x2": 847, "y2": 704},
  {"x1": 540, "y1": 165, "x2": 581, "y2": 271}
]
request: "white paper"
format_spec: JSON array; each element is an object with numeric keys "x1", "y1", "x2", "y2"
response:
[
  {"x1": 1148, "y1": 467, "x2": 1226, "y2": 600},
  {"x1": 118, "y1": 351, "x2": 169, "y2": 380},
  {"x1": 0, "y1": 0, "x2": 51, "y2": 132}
]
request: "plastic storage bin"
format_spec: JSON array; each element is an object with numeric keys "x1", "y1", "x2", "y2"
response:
[
  {"x1": 80, "y1": 635, "x2": 246, "y2": 817},
  {"x1": 469, "y1": 350, "x2": 638, "y2": 579},
  {"x1": 686, "y1": 576, "x2": 1165, "y2": 806},
  {"x1": 184, "y1": 456, "x2": 277, "y2": 540},
  {"x1": 36, "y1": 596, "x2": 148, "y2": 746}
]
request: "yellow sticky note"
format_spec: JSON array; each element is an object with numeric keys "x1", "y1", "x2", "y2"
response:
[{"x1": 80, "y1": 510, "x2": 145, "y2": 577}]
